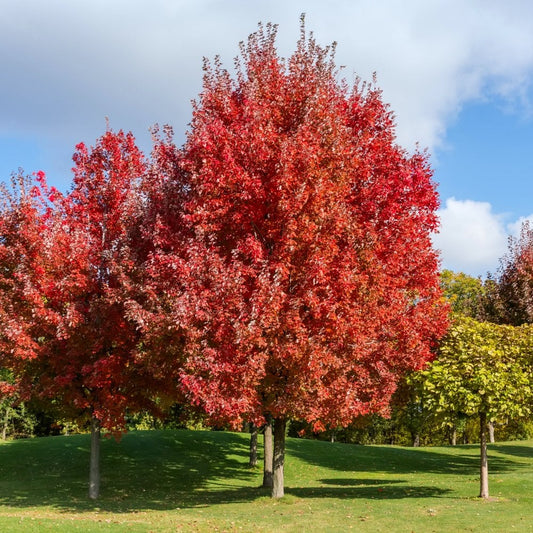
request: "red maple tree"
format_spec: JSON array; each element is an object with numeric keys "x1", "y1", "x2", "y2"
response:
[
  {"x1": 0, "y1": 131, "x2": 162, "y2": 499},
  {"x1": 151, "y1": 21, "x2": 448, "y2": 497}
]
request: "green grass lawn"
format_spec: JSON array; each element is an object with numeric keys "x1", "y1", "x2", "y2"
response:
[{"x1": 0, "y1": 430, "x2": 531, "y2": 532}]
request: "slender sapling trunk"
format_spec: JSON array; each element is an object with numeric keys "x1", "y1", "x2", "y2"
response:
[
  {"x1": 272, "y1": 417, "x2": 286, "y2": 498},
  {"x1": 262, "y1": 415, "x2": 273, "y2": 488},
  {"x1": 479, "y1": 412, "x2": 489, "y2": 499},
  {"x1": 249, "y1": 423, "x2": 258, "y2": 467},
  {"x1": 89, "y1": 416, "x2": 101, "y2": 500},
  {"x1": 450, "y1": 427, "x2": 457, "y2": 446},
  {"x1": 2, "y1": 407, "x2": 10, "y2": 440}
]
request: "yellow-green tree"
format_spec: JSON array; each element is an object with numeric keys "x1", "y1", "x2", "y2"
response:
[
  {"x1": 440, "y1": 270, "x2": 485, "y2": 318},
  {"x1": 421, "y1": 316, "x2": 532, "y2": 498}
]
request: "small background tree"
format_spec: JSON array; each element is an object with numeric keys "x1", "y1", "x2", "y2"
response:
[
  {"x1": 498, "y1": 221, "x2": 533, "y2": 325},
  {"x1": 420, "y1": 316, "x2": 532, "y2": 498}
]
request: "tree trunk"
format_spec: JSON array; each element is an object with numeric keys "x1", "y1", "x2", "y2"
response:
[
  {"x1": 249, "y1": 423, "x2": 258, "y2": 467},
  {"x1": 488, "y1": 421, "x2": 495, "y2": 443},
  {"x1": 272, "y1": 417, "x2": 286, "y2": 498},
  {"x1": 450, "y1": 427, "x2": 457, "y2": 446},
  {"x1": 479, "y1": 412, "x2": 489, "y2": 499},
  {"x1": 262, "y1": 415, "x2": 273, "y2": 489},
  {"x1": 89, "y1": 416, "x2": 101, "y2": 500},
  {"x1": 2, "y1": 407, "x2": 10, "y2": 440}
]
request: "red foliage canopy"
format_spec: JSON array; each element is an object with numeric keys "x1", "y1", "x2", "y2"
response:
[
  {"x1": 498, "y1": 221, "x2": 533, "y2": 325},
  {"x1": 153, "y1": 23, "x2": 448, "y2": 430},
  {"x1": 0, "y1": 131, "x2": 161, "y2": 433}
]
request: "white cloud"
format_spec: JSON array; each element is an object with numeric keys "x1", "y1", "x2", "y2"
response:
[
  {"x1": 315, "y1": 0, "x2": 533, "y2": 151},
  {"x1": 507, "y1": 214, "x2": 533, "y2": 236},
  {"x1": 2, "y1": 0, "x2": 533, "y2": 206},
  {"x1": 433, "y1": 198, "x2": 506, "y2": 276},
  {"x1": 433, "y1": 198, "x2": 533, "y2": 277},
  {"x1": 2, "y1": 0, "x2": 533, "y2": 153}
]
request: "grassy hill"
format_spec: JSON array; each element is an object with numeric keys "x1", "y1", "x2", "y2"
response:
[{"x1": 0, "y1": 429, "x2": 531, "y2": 531}]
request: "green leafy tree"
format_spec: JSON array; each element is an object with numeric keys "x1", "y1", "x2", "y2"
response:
[
  {"x1": 421, "y1": 316, "x2": 533, "y2": 498},
  {"x1": 440, "y1": 270, "x2": 485, "y2": 318}
]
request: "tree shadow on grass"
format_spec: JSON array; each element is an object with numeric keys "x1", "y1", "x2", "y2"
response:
[
  {"x1": 0, "y1": 432, "x2": 529, "y2": 514},
  {"x1": 0, "y1": 430, "x2": 260, "y2": 513},
  {"x1": 286, "y1": 439, "x2": 528, "y2": 478},
  {"x1": 152, "y1": 479, "x2": 451, "y2": 505},
  {"x1": 287, "y1": 480, "x2": 451, "y2": 500},
  {"x1": 490, "y1": 444, "x2": 533, "y2": 460}
]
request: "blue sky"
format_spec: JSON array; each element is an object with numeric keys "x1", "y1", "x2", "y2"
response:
[
  {"x1": 437, "y1": 99, "x2": 533, "y2": 218},
  {"x1": 1, "y1": 0, "x2": 533, "y2": 278}
]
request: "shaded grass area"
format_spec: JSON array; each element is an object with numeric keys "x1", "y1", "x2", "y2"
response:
[{"x1": 0, "y1": 430, "x2": 531, "y2": 531}]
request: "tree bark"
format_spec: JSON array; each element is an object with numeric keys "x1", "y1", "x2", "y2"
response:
[
  {"x1": 89, "y1": 416, "x2": 101, "y2": 500},
  {"x1": 488, "y1": 421, "x2": 495, "y2": 443},
  {"x1": 272, "y1": 417, "x2": 286, "y2": 498},
  {"x1": 479, "y1": 412, "x2": 489, "y2": 499},
  {"x1": 262, "y1": 415, "x2": 273, "y2": 488},
  {"x1": 249, "y1": 423, "x2": 258, "y2": 467}
]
